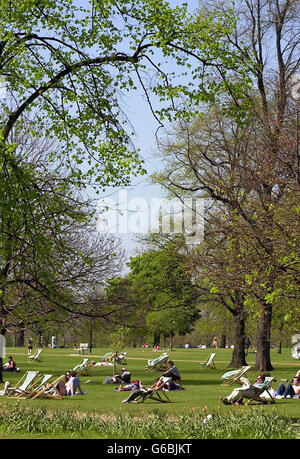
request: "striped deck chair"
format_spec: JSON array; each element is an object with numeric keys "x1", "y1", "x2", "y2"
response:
[
  {"x1": 101, "y1": 352, "x2": 115, "y2": 365},
  {"x1": 221, "y1": 366, "x2": 251, "y2": 386},
  {"x1": 243, "y1": 377, "x2": 276, "y2": 405},
  {"x1": 146, "y1": 353, "x2": 169, "y2": 372},
  {"x1": 72, "y1": 358, "x2": 89, "y2": 375},
  {"x1": 200, "y1": 353, "x2": 216, "y2": 369}
]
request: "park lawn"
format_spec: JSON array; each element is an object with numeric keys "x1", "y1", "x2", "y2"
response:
[{"x1": 0, "y1": 346, "x2": 299, "y2": 420}]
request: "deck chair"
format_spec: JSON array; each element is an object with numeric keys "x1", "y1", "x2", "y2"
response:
[
  {"x1": 200, "y1": 353, "x2": 216, "y2": 369},
  {"x1": 22, "y1": 374, "x2": 53, "y2": 399},
  {"x1": 100, "y1": 352, "x2": 115, "y2": 365},
  {"x1": 6, "y1": 371, "x2": 40, "y2": 397},
  {"x1": 236, "y1": 377, "x2": 276, "y2": 405},
  {"x1": 133, "y1": 377, "x2": 172, "y2": 403},
  {"x1": 28, "y1": 349, "x2": 42, "y2": 362},
  {"x1": 72, "y1": 358, "x2": 89, "y2": 375},
  {"x1": 146, "y1": 353, "x2": 169, "y2": 372},
  {"x1": 30, "y1": 375, "x2": 65, "y2": 400},
  {"x1": 221, "y1": 366, "x2": 251, "y2": 386},
  {"x1": 115, "y1": 352, "x2": 127, "y2": 365}
]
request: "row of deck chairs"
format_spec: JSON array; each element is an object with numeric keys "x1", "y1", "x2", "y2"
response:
[
  {"x1": 0, "y1": 357, "x2": 92, "y2": 400},
  {"x1": 2, "y1": 371, "x2": 65, "y2": 400}
]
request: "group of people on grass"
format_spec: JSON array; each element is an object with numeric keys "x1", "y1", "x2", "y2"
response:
[
  {"x1": 221, "y1": 370, "x2": 300, "y2": 405},
  {"x1": 2, "y1": 350, "x2": 299, "y2": 405},
  {"x1": 52, "y1": 370, "x2": 86, "y2": 397},
  {"x1": 121, "y1": 360, "x2": 183, "y2": 403}
]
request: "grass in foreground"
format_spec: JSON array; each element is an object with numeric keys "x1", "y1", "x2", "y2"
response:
[{"x1": 0, "y1": 404, "x2": 298, "y2": 439}]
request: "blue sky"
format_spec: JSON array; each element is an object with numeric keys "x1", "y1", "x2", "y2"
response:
[
  {"x1": 95, "y1": 0, "x2": 200, "y2": 259},
  {"x1": 92, "y1": 0, "x2": 202, "y2": 256}
]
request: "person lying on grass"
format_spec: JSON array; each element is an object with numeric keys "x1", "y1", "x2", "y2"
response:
[
  {"x1": 115, "y1": 380, "x2": 141, "y2": 392},
  {"x1": 121, "y1": 378, "x2": 164, "y2": 403},
  {"x1": 275, "y1": 377, "x2": 300, "y2": 399}
]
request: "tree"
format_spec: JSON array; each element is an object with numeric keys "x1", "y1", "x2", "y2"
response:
[
  {"x1": 127, "y1": 236, "x2": 200, "y2": 348},
  {"x1": 0, "y1": 0, "x2": 254, "y2": 376},
  {"x1": 152, "y1": 0, "x2": 300, "y2": 370},
  {"x1": 0, "y1": 0, "x2": 246, "y2": 185}
]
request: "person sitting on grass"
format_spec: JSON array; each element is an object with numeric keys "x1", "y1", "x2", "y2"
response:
[
  {"x1": 2, "y1": 356, "x2": 19, "y2": 372},
  {"x1": 221, "y1": 374, "x2": 267, "y2": 405},
  {"x1": 275, "y1": 376, "x2": 300, "y2": 399},
  {"x1": 66, "y1": 371, "x2": 85, "y2": 396},
  {"x1": 164, "y1": 380, "x2": 185, "y2": 391}
]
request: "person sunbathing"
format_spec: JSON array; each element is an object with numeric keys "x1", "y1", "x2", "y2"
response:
[
  {"x1": 275, "y1": 376, "x2": 300, "y2": 399},
  {"x1": 121, "y1": 378, "x2": 166, "y2": 403},
  {"x1": 115, "y1": 380, "x2": 140, "y2": 392}
]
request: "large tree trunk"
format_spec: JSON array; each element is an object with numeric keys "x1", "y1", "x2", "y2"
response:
[
  {"x1": 220, "y1": 334, "x2": 226, "y2": 349},
  {"x1": 14, "y1": 328, "x2": 25, "y2": 347},
  {"x1": 277, "y1": 321, "x2": 284, "y2": 354},
  {"x1": 169, "y1": 334, "x2": 174, "y2": 351},
  {"x1": 227, "y1": 306, "x2": 247, "y2": 368},
  {"x1": 255, "y1": 300, "x2": 273, "y2": 371},
  {"x1": 153, "y1": 332, "x2": 160, "y2": 348}
]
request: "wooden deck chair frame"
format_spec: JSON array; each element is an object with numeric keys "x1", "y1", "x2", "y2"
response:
[
  {"x1": 235, "y1": 377, "x2": 276, "y2": 406},
  {"x1": 221, "y1": 366, "x2": 251, "y2": 386},
  {"x1": 146, "y1": 353, "x2": 169, "y2": 372},
  {"x1": 30, "y1": 375, "x2": 65, "y2": 400},
  {"x1": 134, "y1": 377, "x2": 172, "y2": 404},
  {"x1": 200, "y1": 353, "x2": 216, "y2": 369},
  {"x1": 7, "y1": 371, "x2": 40, "y2": 397},
  {"x1": 28, "y1": 348, "x2": 43, "y2": 362},
  {"x1": 23, "y1": 374, "x2": 53, "y2": 399}
]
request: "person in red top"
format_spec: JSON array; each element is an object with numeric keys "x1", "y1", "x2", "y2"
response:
[{"x1": 2, "y1": 356, "x2": 17, "y2": 372}]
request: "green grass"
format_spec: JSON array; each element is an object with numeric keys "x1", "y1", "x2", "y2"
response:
[{"x1": 0, "y1": 346, "x2": 299, "y2": 438}]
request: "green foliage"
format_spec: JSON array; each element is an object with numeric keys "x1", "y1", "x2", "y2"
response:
[
  {"x1": 0, "y1": 0, "x2": 254, "y2": 189},
  {"x1": 127, "y1": 238, "x2": 200, "y2": 338}
]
